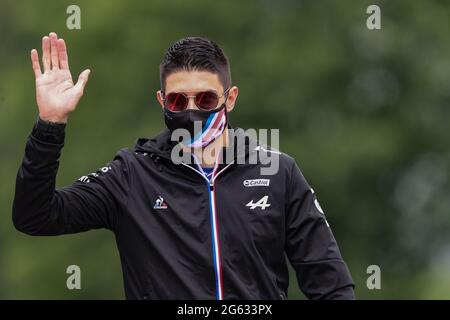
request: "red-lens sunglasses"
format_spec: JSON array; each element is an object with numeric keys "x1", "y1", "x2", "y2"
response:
[{"x1": 162, "y1": 88, "x2": 230, "y2": 112}]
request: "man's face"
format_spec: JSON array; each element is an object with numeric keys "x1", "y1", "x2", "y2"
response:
[{"x1": 157, "y1": 70, "x2": 238, "y2": 113}]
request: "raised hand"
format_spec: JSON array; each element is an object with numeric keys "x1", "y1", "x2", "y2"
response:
[{"x1": 31, "y1": 32, "x2": 90, "y2": 123}]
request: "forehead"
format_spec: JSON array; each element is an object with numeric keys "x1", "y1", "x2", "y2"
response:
[{"x1": 165, "y1": 70, "x2": 222, "y2": 93}]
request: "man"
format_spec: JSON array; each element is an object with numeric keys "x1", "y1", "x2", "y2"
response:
[{"x1": 13, "y1": 32, "x2": 355, "y2": 299}]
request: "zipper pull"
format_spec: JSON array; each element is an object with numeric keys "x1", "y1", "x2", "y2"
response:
[{"x1": 209, "y1": 181, "x2": 214, "y2": 191}]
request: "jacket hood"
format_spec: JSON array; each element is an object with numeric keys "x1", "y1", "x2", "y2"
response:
[{"x1": 134, "y1": 129, "x2": 174, "y2": 159}]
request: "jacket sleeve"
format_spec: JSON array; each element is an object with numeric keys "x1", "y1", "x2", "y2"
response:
[
  {"x1": 12, "y1": 118, "x2": 130, "y2": 236},
  {"x1": 284, "y1": 159, "x2": 355, "y2": 299}
]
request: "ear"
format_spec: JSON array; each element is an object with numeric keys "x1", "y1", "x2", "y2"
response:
[
  {"x1": 225, "y1": 86, "x2": 238, "y2": 113},
  {"x1": 157, "y1": 90, "x2": 165, "y2": 109}
]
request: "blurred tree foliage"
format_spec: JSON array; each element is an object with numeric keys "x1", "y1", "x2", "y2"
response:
[{"x1": 0, "y1": 0, "x2": 449, "y2": 299}]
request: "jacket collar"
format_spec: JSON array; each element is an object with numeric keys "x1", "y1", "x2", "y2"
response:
[{"x1": 134, "y1": 125, "x2": 259, "y2": 167}]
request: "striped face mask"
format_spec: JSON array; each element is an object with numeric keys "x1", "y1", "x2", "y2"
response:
[{"x1": 164, "y1": 104, "x2": 227, "y2": 148}]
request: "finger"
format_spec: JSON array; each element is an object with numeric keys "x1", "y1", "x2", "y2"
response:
[
  {"x1": 42, "y1": 36, "x2": 50, "y2": 72},
  {"x1": 49, "y1": 32, "x2": 59, "y2": 69},
  {"x1": 31, "y1": 49, "x2": 42, "y2": 78},
  {"x1": 74, "y1": 69, "x2": 91, "y2": 94},
  {"x1": 57, "y1": 39, "x2": 69, "y2": 70}
]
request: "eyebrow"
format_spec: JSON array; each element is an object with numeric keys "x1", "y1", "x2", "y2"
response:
[{"x1": 165, "y1": 89, "x2": 219, "y2": 95}]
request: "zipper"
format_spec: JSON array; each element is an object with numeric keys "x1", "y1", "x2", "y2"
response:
[{"x1": 181, "y1": 160, "x2": 234, "y2": 300}]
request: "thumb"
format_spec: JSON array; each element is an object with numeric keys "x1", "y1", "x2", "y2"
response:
[{"x1": 74, "y1": 69, "x2": 91, "y2": 93}]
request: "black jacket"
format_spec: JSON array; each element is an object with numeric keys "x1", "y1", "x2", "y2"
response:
[{"x1": 12, "y1": 118, "x2": 355, "y2": 300}]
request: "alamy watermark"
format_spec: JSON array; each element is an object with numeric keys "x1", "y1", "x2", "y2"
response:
[
  {"x1": 66, "y1": 5, "x2": 81, "y2": 30},
  {"x1": 366, "y1": 264, "x2": 381, "y2": 290},
  {"x1": 366, "y1": 5, "x2": 381, "y2": 30},
  {"x1": 169, "y1": 125, "x2": 281, "y2": 176},
  {"x1": 66, "y1": 265, "x2": 81, "y2": 290}
]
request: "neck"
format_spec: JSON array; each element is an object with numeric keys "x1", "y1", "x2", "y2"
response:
[{"x1": 182, "y1": 127, "x2": 229, "y2": 168}]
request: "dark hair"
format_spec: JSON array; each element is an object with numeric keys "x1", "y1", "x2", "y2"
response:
[{"x1": 160, "y1": 37, "x2": 231, "y2": 92}]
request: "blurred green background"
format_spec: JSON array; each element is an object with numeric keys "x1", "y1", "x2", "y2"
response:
[{"x1": 1, "y1": 0, "x2": 449, "y2": 299}]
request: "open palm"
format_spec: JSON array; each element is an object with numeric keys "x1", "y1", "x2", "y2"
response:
[{"x1": 31, "y1": 32, "x2": 90, "y2": 123}]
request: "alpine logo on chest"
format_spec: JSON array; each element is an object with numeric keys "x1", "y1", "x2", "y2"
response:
[{"x1": 246, "y1": 195, "x2": 271, "y2": 210}]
